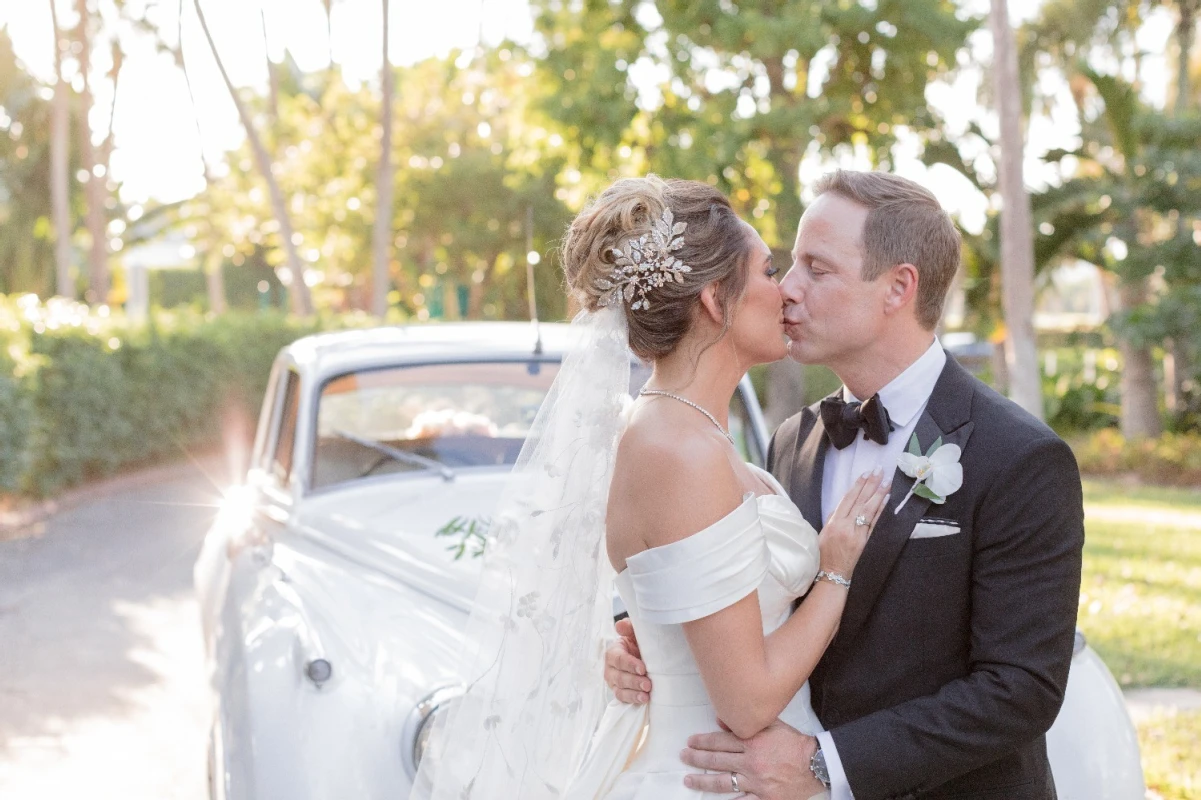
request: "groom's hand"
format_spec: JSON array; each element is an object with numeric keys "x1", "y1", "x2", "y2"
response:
[
  {"x1": 682, "y1": 721, "x2": 824, "y2": 799},
  {"x1": 605, "y1": 618, "x2": 652, "y2": 704}
]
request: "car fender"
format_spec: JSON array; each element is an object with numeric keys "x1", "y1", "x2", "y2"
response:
[
  {"x1": 207, "y1": 531, "x2": 470, "y2": 800},
  {"x1": 1047, "y1": 640, "x2": 1145, "y2": 799}
]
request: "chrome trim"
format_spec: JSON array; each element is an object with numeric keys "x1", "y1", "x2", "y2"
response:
[
  {"x1": 737, "y1": 374, "x2": 771, "y2": 467},
  {"x1": 401, "y1": 685, "x2": 465, "y2": 779}
]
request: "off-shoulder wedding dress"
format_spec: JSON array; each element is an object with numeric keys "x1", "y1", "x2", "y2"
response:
[
  {"x1": 568, "y1": 464, "x2": 830, "y2": 800},
  {"x1": 415, "y1": 308, "x2": 830, "y2": 800}
]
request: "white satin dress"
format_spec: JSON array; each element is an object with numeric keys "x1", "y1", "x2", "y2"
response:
[{"x1": 567, "y1": 464, "x2": 829, "y2": 800}]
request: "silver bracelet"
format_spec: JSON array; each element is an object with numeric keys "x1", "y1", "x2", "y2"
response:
[{"x1": 815, "y1": 570, "x2": 851, "y2": 589}]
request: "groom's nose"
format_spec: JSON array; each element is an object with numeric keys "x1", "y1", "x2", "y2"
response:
[{"x1": 779, "y1": 264, "x2": 806, "y2": 304}]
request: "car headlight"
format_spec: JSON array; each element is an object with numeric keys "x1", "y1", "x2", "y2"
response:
[{"x1": 402, "y1": 686, "x2": 464, "y2": 779}]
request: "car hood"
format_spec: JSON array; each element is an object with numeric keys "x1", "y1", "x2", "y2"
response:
[{"x1": 290, "y1": 470, "x2": 513, "y2": 612}]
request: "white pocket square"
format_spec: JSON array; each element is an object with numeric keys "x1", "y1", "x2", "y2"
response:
[{"x1": 910, "y1": 521, "x2": 961, "y2": 539}]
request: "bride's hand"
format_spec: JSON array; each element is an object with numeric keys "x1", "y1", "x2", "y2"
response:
[
  {"x1": 819, "y1": 468, "x2": 891, "y2": 578},
  {"x1": 604, "y1": 618, "x2": 652, "y2": 704}
]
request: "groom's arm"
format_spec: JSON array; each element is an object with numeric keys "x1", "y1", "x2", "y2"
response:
[{"x1": 830, "y1": 435, "x2": 1085, "y2": 799}]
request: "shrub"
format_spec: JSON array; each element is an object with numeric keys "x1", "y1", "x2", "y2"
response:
[
  {"x1": 1071, "y1": 428, "x2": 1201, "y2": 487},
  {"x1": 0, "y1": 294, "x2": 330, "y2": 497},
  {"x1": 1042, "y1": 347, "x2": 1123, "y2": 433},
  {"x1": 0, "y1": 349, "x2": 32, "y2": 492}
]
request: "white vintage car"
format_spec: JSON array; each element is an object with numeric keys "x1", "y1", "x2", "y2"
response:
[{"x1": 194, "y1": 322, "x2": 1145, "y2": 800}]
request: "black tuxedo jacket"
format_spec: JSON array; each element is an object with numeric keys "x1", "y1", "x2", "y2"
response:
[{"x1": 768, "y1": 357, "x2": 1084, "y2": 800}]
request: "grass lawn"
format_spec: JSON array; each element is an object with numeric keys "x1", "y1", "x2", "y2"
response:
[
  {"x1": 1079, "y1": 478, "x2": 1201, "y2": 799},
  {"x1": 1080, "y1": 479, "x2": 1201, "y2": 687},
  {"x1": 1136, "y1": 709, "x2": 1200, "y2": 800}
]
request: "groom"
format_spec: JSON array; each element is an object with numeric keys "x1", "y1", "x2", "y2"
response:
[{"x1": 605, "y1": 170, "x2": 1085, "y2": 799}]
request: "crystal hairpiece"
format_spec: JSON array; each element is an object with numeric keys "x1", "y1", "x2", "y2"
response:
[{"x1": 597, "y1": 208, "x2": 692, "y2": 312}]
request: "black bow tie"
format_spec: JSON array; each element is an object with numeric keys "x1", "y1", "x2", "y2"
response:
[{"x1": 820, "y1": 393, "x2": 894, "y2": 450}]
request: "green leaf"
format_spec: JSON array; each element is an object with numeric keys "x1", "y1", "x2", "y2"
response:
[
  {"x1": 435, "y1": 516, "x2": 468, "y2": 538},
  {"x1": 436, "y1": 514, "x2": 491, "y2": 560},
  {"x1": 913, "y1": 483, "x2": 944, "y2": 502},
  {"x1": 926, "y1": 436, "x2": 944, "y2": 457},
  {"x1": 907, "y1": 433, "x2": 923, "y2": 457}
]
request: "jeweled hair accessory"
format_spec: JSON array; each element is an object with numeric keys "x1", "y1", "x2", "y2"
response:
[{"x1": 597, "y1": 208, "x2": 692, "y2": 311}]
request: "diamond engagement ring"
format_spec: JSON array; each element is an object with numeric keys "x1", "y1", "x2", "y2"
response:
[
  {"x1": 855, "y1": 514, "x2": 869, "y2": 527},
  {"x1": 730, "y1": 773, "x2": 741, "y2": 793}
]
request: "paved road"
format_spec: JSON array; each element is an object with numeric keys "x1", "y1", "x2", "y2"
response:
[
  {"x1": 3, "y1": 461, "x2": 1199, "y2": 800},
  {"x1": 0, "y1": 460, "x2": 227, "y2": 800}
]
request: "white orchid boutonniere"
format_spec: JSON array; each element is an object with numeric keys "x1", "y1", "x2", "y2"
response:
[{"x1": 895, "y1": 434, "x2": 963, "y2": 513}]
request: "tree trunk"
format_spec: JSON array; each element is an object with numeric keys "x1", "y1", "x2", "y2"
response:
[
  {"x1": 765, "y1": 359, "x2": 806, "y2": 431},
  {"x1": 371, "y1": 0, "x2": 394, "y2": 318},
  {"x1": 49, "y1": 0, "x2": 72, "y2": 299},
  {"x1": 467, "y1": 252, "x2": 500, "y2": 319},
  {"x1": 1117, "y1": 277, "x2": 1163, "y2": 439},
  {"x1": 1166, "y1": 1, "x2": 1195, "y2": 414},
  {"x1": 990, "y1": 0, "x2": 1044, "y2": 421},
  {"x1": 1176, "y1": 0, "x2": 1196, "y2": 114},
  {"x1": 1163, "y1": 337, "x2": 1190, "y2": 422},
  {"x1": 76, "y1": 0, "x2": 108, "y2": 304},
  {"x1": 991, "y1": 335, "x2": 1010, "y2": 395},
  {"x1": 98, "y1": 39, "x2": 122, "y2": 173},
  {"x1": 177, "y1": 0, "x2": 225, "y2": 314},
  {"x1": 194, "y1": 0, "x2": 312, "y2": 315},
  {"x1": 260, "y1": 8, "x2": 280, "y2": 122},
  {"x1": 324, "y1": 0, "x2": 335, "y2": 67},
  {"x1": 204, "y1": 251, "x2": 227, "y2": 315},
  {"x1": 1172, "y1": 338, "x2": 1191, "y2": 409}
]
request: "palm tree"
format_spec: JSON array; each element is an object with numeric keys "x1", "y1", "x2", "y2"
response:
[
  {"x1": 372, "y1": 0, "x2": 394, "y2": 318},
  {"x1": 193, "y1": 0, "x2": 313, "y2": 315},
  {"x1": 48, "y1": 0, "x2": 72, "y2": 298},
  {"x1": 1035, "y1": 69, "x2": 1201, "y2": 438},
  {"x1": 74, "y1": 0, "x2": 108, "y2": 303},
  {"x1": 990, "y1": 0, "x2": 1043, "y2": 420}
]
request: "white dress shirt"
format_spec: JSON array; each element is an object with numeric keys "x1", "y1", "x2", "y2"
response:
[{"x1": 814, "y1": 339, "x2": 947, "y2": 799}]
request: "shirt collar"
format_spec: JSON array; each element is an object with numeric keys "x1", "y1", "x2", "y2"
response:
[{"x1": 842, "y1": 339, "x2": 947, "y2": 429}]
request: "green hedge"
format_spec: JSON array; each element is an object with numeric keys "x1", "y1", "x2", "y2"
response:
[
  {"x1": 1071, "y1": 428, "x2": 1201, "y2": 487},
  {"x1": 6, "y1": 294, "x2": 1200, "y2": 497},
  {"x1": 0, "y1": 295, "x2": 333, "y2": 496}
]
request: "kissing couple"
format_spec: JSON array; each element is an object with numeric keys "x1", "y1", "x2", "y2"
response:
[{"x1": 413, "y1": 170, "x2": 1085, "y2": 800}]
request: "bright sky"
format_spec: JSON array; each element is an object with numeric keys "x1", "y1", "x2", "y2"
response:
[{"x1": 0, "y1": 0, "x2": 1176, "y2": 235}]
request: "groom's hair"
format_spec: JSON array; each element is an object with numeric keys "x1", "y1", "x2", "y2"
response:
[{"x1": 814, "y1": 170, "x2": 961, "y2": 330}]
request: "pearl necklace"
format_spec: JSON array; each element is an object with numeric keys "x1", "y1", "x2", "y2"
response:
[{"x1": 638, "y1": 388, "x2": 736, "y2": 446}]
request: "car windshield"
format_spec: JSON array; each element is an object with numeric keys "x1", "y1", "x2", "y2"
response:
[{"x1": 312, "y1": 361, "x2": 561, "y2": 489}]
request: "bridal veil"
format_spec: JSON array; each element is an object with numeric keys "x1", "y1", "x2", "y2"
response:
[{"x1": 413, "y1": 305, "x2": 632, "y2": 800}]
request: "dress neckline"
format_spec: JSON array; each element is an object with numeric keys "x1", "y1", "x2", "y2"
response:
[{"x1": 615, "y1": 465, "x2": 796, "y2": 577}]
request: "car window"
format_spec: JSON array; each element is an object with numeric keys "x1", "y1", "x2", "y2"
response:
[
  {"x1": 312, "y1": 361, "x2": 561, "y2": 490},
  {"x1": 272, "y1": 370, "x2": 302, "y2": 484},
  {"x1": 624, "y1": 365, "x2": 762, "y2": 466},
  {"x1": 252, "y1": 365, "x2": 282, "y2": 471},
  {"x1": 729, "y1": 386, "x2": 764, "y2": 467}
]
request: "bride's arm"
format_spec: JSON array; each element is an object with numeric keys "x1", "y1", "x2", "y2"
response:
[
  {"x1": 618, "y1": 436, "x2": 887, "y2": 740},
  {"x1": 684, "y1": 472, "x2": 886, "y2": 739}
]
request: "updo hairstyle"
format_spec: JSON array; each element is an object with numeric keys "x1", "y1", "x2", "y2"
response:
[{"x1": 561, "y1": 176, "x2": 753, "y2": 361}]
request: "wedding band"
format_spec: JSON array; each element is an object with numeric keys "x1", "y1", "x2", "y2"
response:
[
  {"x1": 730, "y1": 772, "x2": 741, "y2": 793},
  {"x1": 855, "y1": 514, "x2": 869, "y2": 527}
]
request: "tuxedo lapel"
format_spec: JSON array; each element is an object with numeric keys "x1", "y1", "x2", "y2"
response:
[
  {"x1": 790, "y1": 399, "x2": 835, "y2": 531},
  {"x1": 825, "y1": 358, "x2": 977, "y2": 662}
]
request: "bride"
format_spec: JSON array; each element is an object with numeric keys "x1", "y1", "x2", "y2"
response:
[{"x1": 413, "y1": 176, "x2": 889, "y2": 800}]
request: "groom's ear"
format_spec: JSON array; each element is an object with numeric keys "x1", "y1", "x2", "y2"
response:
[{"x1": 882, "y1": 262, "x2": 920, "y2": 317}]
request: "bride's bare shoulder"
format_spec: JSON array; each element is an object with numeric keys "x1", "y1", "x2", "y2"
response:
[
  {"x1": 609, "y1": 406, "x2": 745, "y2": 548},
  {"x1": 617, "y1": 406, "x2": 722, "y2": 472}
]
